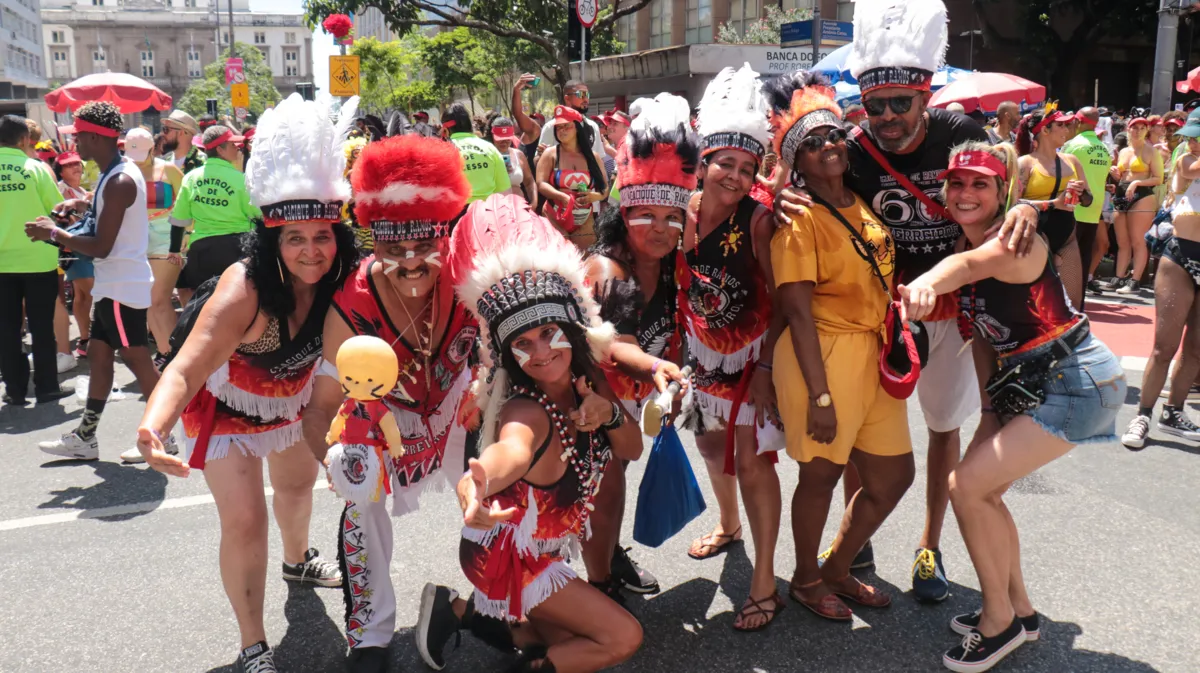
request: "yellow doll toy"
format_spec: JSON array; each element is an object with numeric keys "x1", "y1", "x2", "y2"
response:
[{"x1": 326, "y1": 335, "x2": 404, "y2": 502}]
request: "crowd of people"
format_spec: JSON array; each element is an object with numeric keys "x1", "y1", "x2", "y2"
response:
[{"x1": 1, "y1": 0, "x2": 1159, "y2": 671}]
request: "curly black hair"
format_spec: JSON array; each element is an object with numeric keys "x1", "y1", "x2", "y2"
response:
[
  {"x1": 74, "y1": 101, "x2": 124, "y2": 134},
  {"x1": 588, "y1": 206, "x2": 678, "y2": 330},
  {"x1": 553, "y1": 120, "x2": 608, "y2": 196},
  {"x1": 759, "y1": 70, "x2": 829, "y2": 116},
  {"x1": 240, "y1": 220, "x2": 358, "y2": 321}
]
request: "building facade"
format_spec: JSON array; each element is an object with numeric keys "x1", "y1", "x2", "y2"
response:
[
  {"x1": 354, "y1": 7, "x2": 397, "y2": 43},
  {"x1": 1, "y1": 0, "x2": 48, "y2": 115},
  {"x1": 41, "y1": 0, "x2": 312, "y2": 116}
]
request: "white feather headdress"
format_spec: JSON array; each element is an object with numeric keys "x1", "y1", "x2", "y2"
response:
[
  {"x1": 697, "y1": 63, "x2": 771, "y2": 163},
  {"x1": 630, "y1": 93, "x2": 692, "y2": 135},
  {"x1": 846, "y1": 0, "x2": 948, "y2": 94},
  {"x1": 246, "y1": 93, "x2": 359, "y2": 225}
]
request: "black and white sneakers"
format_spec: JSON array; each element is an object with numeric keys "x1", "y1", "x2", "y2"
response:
[
  {"x1": 416, "y1": 583, "x2": 463, "y2": 671},
  {"x1": 943, "y1": 616, "x2": 1028, "y2": 672},
  {"x1": 1158, "y1": 406, "x2": 1200, "y2": 442},
  {"x1": 281, "y1": 547, "x2": 342, "y2": 587},
  {"x1": 612, "y1": 545, "x2": 660, "y2": 594},
  {"x1": 236, "y1": 641, "x2": 277, "y2": 673},
  {"x1": 1121, "y1": 414, "x2": 1150, "y2": 450},
  {"x1": 951, "y1": 610, "x2": 1040, "y2": 641}
]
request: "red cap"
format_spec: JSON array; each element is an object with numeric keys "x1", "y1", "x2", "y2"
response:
[
  {"x1": 879, "y1": 304, "x2": 929, "y2": 400},
  {"x1": 491, "y1": 125, "x2": 516, "y2": 140},
  {"x1": 1166, "y1": 117, "x2": 1184, "y2": 128},
  {"x1": 203, "y1": 129, "x2": 245, "y2": 150},
  {"x1": 607, "y1": 110, "x2": 631, "y2": 126},
  {"x1": 551, "y1": 105, "x2": 584, "y2": 126},
  {"x1": 1031, "y1": 110, "x2": 1067, "y2": 135},
  {"x1": 938, "y1": 149, "x2": 1008, "y2": 181},
  {"x1": 1129, "y1": 117, "x2": 1149, "y2": 127},
  {"x1": 590, "y1": 114, "x2": 608, "y2": 127},
  {"x1": 56, "y1": 151, "x2": 82, "y2": 166}
]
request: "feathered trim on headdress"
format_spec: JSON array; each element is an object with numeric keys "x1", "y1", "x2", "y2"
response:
[
  {"x1": 764, "y1": 72, "x2": 843, "y2": 169},
  {"x1": 352, "y1": 135, "x2": 471, "y2": 242},
  {"x1": 449, "y1": 194, "x2": 615, "y2": 447},
  {"x1": 846, "y1": 0, "x2": 948, "y2": 94},
  {"x1": 245, "y1": 93, "x2": 358, "y2": 227},
  {"x1": 697, "y1": 63, "x2": 771, "y2": 164},
  {"x1": 618, "y1": 93, "x2": 700, "y2": 210}
]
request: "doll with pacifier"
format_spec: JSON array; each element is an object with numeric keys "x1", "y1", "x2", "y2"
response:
[{"x1": 325, "y1": 335, "x2": 405, "y2": 503}]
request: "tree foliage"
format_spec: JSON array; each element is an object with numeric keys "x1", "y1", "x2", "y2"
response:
[
  {"x1": 972, "y1": 0, "x2": 1160, "y2": 104},
  {"x1": 178, "y1": 43, "x2": 282, "y2": 119},
  {"x1": 304, "y1": 0, "x2": 652, "y2": 90},
  {"x1": 717, "y1": 6, "x2": 812, "y2": 45},
  {"x1": 350, "y1": 35, "x2": 443, "y2": 114}
]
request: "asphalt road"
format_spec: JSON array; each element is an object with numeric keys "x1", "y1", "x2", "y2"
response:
[{"x1": 2, "y1": 358, "x2": 1194, "y2": 673}]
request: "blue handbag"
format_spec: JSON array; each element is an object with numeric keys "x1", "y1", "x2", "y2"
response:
[
  {"x1": 632, "y1": 425, "x2": 707, "y2": 548},
  {"x1": 1145, "y1": 207, "x2": 1173, "y2": 256}
]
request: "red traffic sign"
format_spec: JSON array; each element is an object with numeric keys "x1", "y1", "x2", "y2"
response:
[{"x1": 576, "y1": 0, "x2": 597, "y2": 28}]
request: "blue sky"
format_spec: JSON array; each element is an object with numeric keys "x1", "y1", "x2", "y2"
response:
[{"x1": 249, "y1": 0, "x2": 338, "y2": 92}]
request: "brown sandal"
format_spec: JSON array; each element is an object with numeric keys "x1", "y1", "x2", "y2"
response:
[
  {"x1": 828, "y1": 575, "x2": 892, "y2": 608},
  {"x1": 687, "y1": 526, "x2": 743, "y2": 560},
  {"x1": 788, "y1": 576, "x2": 852, "y2": 622},
  {"x1": 732, "y1": 592, "x2": 785, "y2": 632}
]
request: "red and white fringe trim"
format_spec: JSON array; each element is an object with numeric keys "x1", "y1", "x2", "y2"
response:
[
  {"x1": 685, "y1": 332, "x2": 763, "y2": 375},
  {"x1": 388, "y1": 423, "x2": 467, "y2": 517},
  {"x1": 206, "y1": 361, "x2": 314, "y2": 422},
  {"x1": 185, "y1": 419, "x2": 303, "y2": 463},
  {"x1": 469, "y1": 561, "x2": 577, "y2": 622},
  {"x1": 685, "y1": 388, "x2": 785, "y2": 455},
  {"x1": 390, "y1": 368, "x2": 470, "y2": 443}
]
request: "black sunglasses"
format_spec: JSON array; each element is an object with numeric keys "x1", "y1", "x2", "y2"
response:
[
  {"x1": 862, "y1": 94, "x2": 920, "y2": 117},
  {"x1": 799, "y1": 127, "x2": 848, "y2": 153}
]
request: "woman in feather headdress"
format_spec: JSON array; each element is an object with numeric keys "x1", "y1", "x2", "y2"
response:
[
  {"x1": 135, "y1": 93, "x2": 361, "y2": 673},
  {"x1": 679, "y1": 64, "x2": 786, "y2": 633}
]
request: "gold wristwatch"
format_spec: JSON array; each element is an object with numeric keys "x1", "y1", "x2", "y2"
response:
[{"x1": 812, "y1": 392, "x2": 832, "y2": 408}]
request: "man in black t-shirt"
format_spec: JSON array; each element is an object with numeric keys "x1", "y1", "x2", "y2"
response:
[{"x1": 777, "y1": 57, "x2": 1038, "y2": 609}]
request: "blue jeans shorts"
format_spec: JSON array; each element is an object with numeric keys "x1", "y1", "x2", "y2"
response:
[{"x1": 1002, "y1": 333, "x2": 1126, "y2": 445}]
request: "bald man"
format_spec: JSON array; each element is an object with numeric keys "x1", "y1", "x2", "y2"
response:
[
  {"x1": 1063, "y1": 106, "x2": 1112, "y2": 309},
  {"x1": 986, "y1": 100, "x2": 1020, "y2": 145}
]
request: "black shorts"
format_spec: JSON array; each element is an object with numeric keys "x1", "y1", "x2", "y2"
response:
[
  {"x1": 177, "y1": 233, "x2": 246, "y2": 290},
  {"x1": 1112, "y1": 182, "x2": 1156, "y2": 212},
  {"x1": 90, "y1": 298, "x2": 149, "y2": 349},
  {"x1": 1164, "y1": 236, "x2": 1200, "y2": 288}
]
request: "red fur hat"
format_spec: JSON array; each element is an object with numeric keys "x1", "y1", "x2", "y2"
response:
[{"x1": 352, "y1": 135, "x2": 471, "y2": 241}]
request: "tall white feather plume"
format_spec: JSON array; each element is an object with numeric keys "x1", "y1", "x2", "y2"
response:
[
  {"x1": 697, "y1": 63, "x2": 771, "y2": 149},
  {"x1": 246, "y1": 93, "x2": 353, "y2": 207},
  {"x1": 629, "y1": 92, "x2": 691, "y2": 135},
  {"x1": 847, "y1": 0, "x2": 948, "y2": 80}
]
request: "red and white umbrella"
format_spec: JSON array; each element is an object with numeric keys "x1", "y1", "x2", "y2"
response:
[
  {"x1": 1177, "y1": 66, "x2": 1200, "y2": 94},
  {"x1": 929, "y1": 72, "x2": 1046, "y2": 113},
  {"x1": 44, "y1": 72, "x2": 172, "y2": 114}
]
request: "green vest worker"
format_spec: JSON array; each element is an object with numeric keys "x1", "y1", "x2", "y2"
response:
[
  {"x1": 442, "y1": 103, "x2": 511, "y2": 203},
  {"x1": 1062, "y1": 107, "x2": 1113, "y2": 306},
  {"x1": 0, "y1": 114, "x2": 70, "y2": 403},
  {"x1": 169, "y1": 125, "x2": 259, "y2": 296}
]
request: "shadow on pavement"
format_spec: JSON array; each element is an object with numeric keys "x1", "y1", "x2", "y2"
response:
[
  {"x1": 275, "y1": 584, "x2": 347, "y2": 672},
  {"x1": 38, "y1": 460, "x2": 168, "y2": 519},
  {"x1": 0, "y1": 400, "x2": 80, "y2": 434}
]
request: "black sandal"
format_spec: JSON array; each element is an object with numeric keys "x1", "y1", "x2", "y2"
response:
[{"x1": 732, "y1": 592, "x2": 785, "y2": 632}]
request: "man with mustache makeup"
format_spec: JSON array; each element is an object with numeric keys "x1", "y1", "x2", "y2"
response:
[
  {"x1": 302, "y1": 136, "x2": 486, "y2": 673},
  {"x1": 776, "y1": 0, "x2": 1040, "y2": 607}
]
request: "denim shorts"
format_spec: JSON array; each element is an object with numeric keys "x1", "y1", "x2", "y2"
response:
[
  {"x1": 64, "y1": 257, "x2": 94, "y2": 282},
  {"x1": 1002, "y1": 333, "x2": 1126, "y2": 445}
]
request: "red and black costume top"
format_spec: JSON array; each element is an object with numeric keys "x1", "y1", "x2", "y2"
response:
[
  {"x1": 331, "y1": 257, "x2": 479, "y2": 506},
  {"x1": 960, "y1": 254, "x2": 1083, "y2": 357},
  {"x1": 598, "y1": 254, "x2": 678, "y2": 405}
]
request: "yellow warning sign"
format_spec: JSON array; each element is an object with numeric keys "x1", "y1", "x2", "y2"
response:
[
  {"x1": 231, "y1": 82, "x2": 250, "y2": 109},
  {"x1": 329, "y1": 55, "x2": 361, "y2": 97}
]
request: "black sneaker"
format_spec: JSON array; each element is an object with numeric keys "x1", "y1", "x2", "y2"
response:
[
  {"x1": 817, "y1": 540, "x2": 875, "y2": 570},
  {"x1": 942, "y1": 616, "x2": 1026, "y2": 672},
  {"x1": 1114, "y1": 277, "x2": 1140, "y2": 295},
  {"x1": 416, "y1": 583, "x2": 462, "y2": 670},
  {"x1": 236, "y1": 641, "x2": 277, "y2": 673},
  {"x1": 912, "y1": 547, "x2": 950, "y2": 603},
  {"x1": 588, "y1": 577, "x2": 626, "y2": 606},
  {"x1": 346, "y1": 646, "x2": 389, "y2": 673},
  {"x1": 281, "y1": 547, "x2": 342, "y2": 587},
  {"x1": 951, "y1": 610, "x2": 1040, "y2": 641},
  {"x1": 612, "y1": 545, "x2": 660, "y2": 594},
  {"x1": 153, "y1": 352, "x2": 169, "y2": 373},
  {"x1": 2, "y1": 393, "x2": 28, "y2": 406},
  {"x1": 1098, "y1": 275, "x2": 1127, "y2": 291},
  {"x1": 1157, "y1": 406, "x2": 1200, "y2": 442},
  {"x1": 1086, "y1": 279, "x2": 1105, "y2": 295},
  {"x1": 35, "y1": 388, "x2": 74, "y2": 404}
]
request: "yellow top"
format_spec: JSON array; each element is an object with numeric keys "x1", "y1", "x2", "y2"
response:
[
  {"x1": 1023, "y1": 157, "x2": 1077, "y2": 201},
  {"x1": 771, "y1": 193, "x2": 894, "y2": 335},
  {"x1": 1124, "y1": 150, "x2": 1149, "y2": 174}
]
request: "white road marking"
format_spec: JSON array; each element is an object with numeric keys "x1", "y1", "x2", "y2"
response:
[
  {"x1": 1121, "y1": 356, "x2": 1149, "y2": 373},
  {"x1": 0, "y1": 480, "x2": 330, "y2": 532}
]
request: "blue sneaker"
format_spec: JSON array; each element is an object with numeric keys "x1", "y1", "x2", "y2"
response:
[
  {"x1": 912, "y1": 547, "x2": 949, "y2": 603},
  {"x1": 817, "y1": 540, "x2": 875, "y2": 570}
]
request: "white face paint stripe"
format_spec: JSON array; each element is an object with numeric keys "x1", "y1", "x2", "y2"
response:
[
  {"x1": 382, "y1": 258, "x2": 400, "y2": 274},
  {"x1": 405, "y1": 250, "x2": 416, "y2": 259},
  {"x1": 512, "y1": 346, "x2": 532, "y2": 366},
  {"x1": 668, "y1": 220, "x2": 684, "y2": 230},
  {"x1": 550, "y1": 327, "x2": 571, "y2": 350},
  {"x1": 425, "y1": 251, "x2": 442, "y2": 267},
  {"x1": 628, "y1": 217, "x2": 654, "y2": 226}
]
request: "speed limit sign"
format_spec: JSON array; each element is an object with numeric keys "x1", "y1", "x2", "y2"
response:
[{"x1": 577, "y1": 0, "x2": 597, "y2": 27}]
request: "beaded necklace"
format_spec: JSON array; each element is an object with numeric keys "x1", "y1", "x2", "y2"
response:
[{"x1": 510, "y1": 383, "x2": 612, "y2": 524}]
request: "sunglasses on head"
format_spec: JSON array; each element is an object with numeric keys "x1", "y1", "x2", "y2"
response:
[
  {"x1": 799, "y1": 127, "x2": 848, "y2": 153},
  {"x1": 862, "y1": 94, "x2": 920, "y2": 117}
]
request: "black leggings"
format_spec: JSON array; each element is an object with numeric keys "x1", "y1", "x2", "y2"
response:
[{"x1": 1075, "y1": 220, "x2": 1100, "y2": 309}]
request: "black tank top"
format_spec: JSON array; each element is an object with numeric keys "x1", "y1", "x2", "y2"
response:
[
  {"x1": 681, "y1": 195, "x2": 772, "y2": 337},
  {"x1": 960, "y1": 253, "x2": 1082, "y2": 357}
]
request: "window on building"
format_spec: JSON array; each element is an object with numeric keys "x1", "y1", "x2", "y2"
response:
[
  {"x1": 92, "y1": 49, "x2": 106, "y2": 73},
  {"x1": 285, "y1": 32, "x2": 296, "y2": 44},
  {"x1": 184, "y1": 0, "x2": 196, "y2": 6},
  {"x1": 728, "y1": 0, "x2": 761, "y2": 36},
  {"x1": 685, "y1": 0, "x2": 712, "y2": 44},
  {"x1": 222, "y1": 31, "x2": 229, "y2": 44},
  {"x1": 615, "y1": 11, "x2": 637, "y2": 53},
  {"x1": 52, "y1": 49, "x2": 70, "y2": 77},
  {"x1": 91, "y1": 0, "x2": 102, "y2": 5},
  {"x1": 649, "y1": 0, "x2": 672, "y2": 48},
  {"x1": 51, "y1": 30, "x2": 65, "y2": 43},
  {"x1": 836, "y1": 1, "x2": 853, "y2": 21},
  {"x1": 284, "y1": 49, "x2": 298, "y2": 77},
  {"x1": 254, "y1": 31, "x2": 265, "y2": 44},
  {"x1": 140, "y1": 50, "x2": 154, "y2": 77},
  {"x1": 187, "y1": 49, "x2": 202, "y2": 77}
]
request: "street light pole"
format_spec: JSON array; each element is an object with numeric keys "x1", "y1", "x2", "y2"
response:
[
  {"x1": 1151, "y1": 0, "x2": 1182, "y2": 113},
  {"x1": 228, "y1": 0, "x2": 236, "y2": 59}
]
